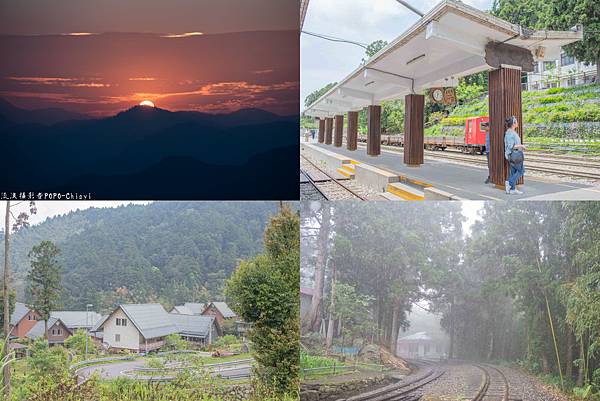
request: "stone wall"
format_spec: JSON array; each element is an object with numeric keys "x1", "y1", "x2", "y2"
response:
[{"x1": 301, "y1": 375, "x2": 390, "y2": 401}]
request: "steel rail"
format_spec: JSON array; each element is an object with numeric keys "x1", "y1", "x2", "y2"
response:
[{"x1": 301, "y1": 156, "x2": 367, "y2": 200}]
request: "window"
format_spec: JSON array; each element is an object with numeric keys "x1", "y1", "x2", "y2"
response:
[
  {"x1": 533, "y1": 62, "x2": 539, "y2": 73},
  {"x1": 543, "y1": 61, "x2": 556, "y2": 71},
  {"x1": 28, "y1": 315, "x2": 33, "y2": 320},
  {"x1": 561, "y1": 53, "x2": 575, "y2": 66},
  {"x1": 52, "y1": 329, "x2": 56, "y2": 335},
  {"x1": 115, "y1": 334, "x2": 121, "y2": 342},
  {"x1": 116, "y1": 318, "x2": 128, "y2": 326},
  {"x1": 57, "y1": 329, "x2": 62, "y2": 335}
]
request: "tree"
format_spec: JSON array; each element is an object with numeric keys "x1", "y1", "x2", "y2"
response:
[
  {"x1": 163, "y1": 333, "x2": 187, "y2": 351},
  {"x1": 304, "y1": 82, "x2": 337, "y2": 109},
  {"x1": 492, "y1": 0, "x2": 600, "y2": 84},
  {"x1": 545, "y1": 0, "x2": 600, "y2": 82},
  {"x1": 0, "y1": 291, "x2": 15, "y2": 332},
  {"x1": 225, "y1": 206, "x2": 299, "y2": 396},
  {"x1": 64, "y1": 329, "x2": 97, "y2": 356},
  {"x1": 2, "y1": 200, "x2": 36, "y2": 396},
  {"x1": 26, "y1": 241, "x2": 62, "y2": 340},
  {"x1": 362, "y1": 40, "x2": 388, "y2": 63}
]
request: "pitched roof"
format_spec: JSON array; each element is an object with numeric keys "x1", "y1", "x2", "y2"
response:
[
  {"x1": 208, "y1": 302, "x2": 236, "y2": 318},
  {"x1": 50, "y1": 311, "x2": 103, "y2": 329},
  {"x1": 10, "y1": 302, "x2": 30, "y2": 325},
  {"x1": 90, "y1": 315, "x2": 108, "y2": 332},
  {"x1": 171, "y1": 305, "x2": 194, "y2": 315},
  {"x1": 168, "y1": 313, "x2": 215, "y2": 337},
  {"x1": 183, "y1": 303, "x2": 206, "y2": 315},
  {"x1": 117, "y1": 304, "x2": 178, "y2": 340},
  {"x1": 26, "y1": 317, "x2": 71, "y2": 339},
  {"x1": 398, "y1": 331, "x2": 433, "y2": 341}
]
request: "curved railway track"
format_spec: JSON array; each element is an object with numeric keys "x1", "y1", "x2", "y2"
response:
[
  {"x1": 343, "y1": 361, "x2": 511, "y2": 401},
  {"x1": 473, "y1": 364, "x2": 510, "y2": 401},
  {"x1": 300, "y1": 156, "x2": 367, "y2": 200}
]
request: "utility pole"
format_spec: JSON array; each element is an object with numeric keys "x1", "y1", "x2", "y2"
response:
[
  {"x1": 394, "y1": 0, "x2": 424, "y2": 17},
  {"x1": 85, "y1": 304, "x2": 93, "y2": 360},
  {"x1": 3, "y1": 201, "x2": 11, "y2": 395}
]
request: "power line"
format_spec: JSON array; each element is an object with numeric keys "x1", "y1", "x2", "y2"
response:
[{"x1": 301, "y1": 30, "x2": 369, "y2": 50}]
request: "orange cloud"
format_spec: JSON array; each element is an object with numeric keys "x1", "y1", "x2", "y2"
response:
[{"x1": 161, "y1": 32, "x2": 203, "y2": 38}]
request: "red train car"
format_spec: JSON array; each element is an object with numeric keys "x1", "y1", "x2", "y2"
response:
[{"x1": 464, "y1": 116, "x2": 489, "y2": 152}]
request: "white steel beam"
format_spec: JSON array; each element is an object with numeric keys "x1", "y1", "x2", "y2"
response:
[
  {"x1": 363, "y1": 68, "x2": 413, "y2": 88},
  {"x1": 426, "y1": 21, "x2": 486, "y2": 57}
]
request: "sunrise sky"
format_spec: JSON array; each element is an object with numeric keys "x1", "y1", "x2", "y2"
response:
[{"x1": 0, "y1": 0, "x2": 299, "y2": 116}]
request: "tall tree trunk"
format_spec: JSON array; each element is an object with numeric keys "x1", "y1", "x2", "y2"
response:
[
  {"x1": 325, "y1": 265, "x2": 336, "y2": 350},
  {"x1": 3, "y1": 201, "x2": 11, "y2": 395},
  {"x1": 305, "y1": 206, "x2": 330, "y2": 332},
  {"x1": 566, "y1": 329, "x2": 574, "y2": 380},
  {"x1": 390, "y1": 303, "x2": 400, "y2": 356},
  {"x1": 448, "y1": 297, "x2": 455, "y2": 359},
  {"x1": 577, "y1": 337, "x2": 585, "y2": 387},
  {"x1": 487, "y1": 330, "x2": 494, "y2": 360}
]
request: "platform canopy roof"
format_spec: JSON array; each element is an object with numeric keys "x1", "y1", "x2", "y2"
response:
[{"x1": 304, "y1": 0, "x2": 583, "y2": 118}]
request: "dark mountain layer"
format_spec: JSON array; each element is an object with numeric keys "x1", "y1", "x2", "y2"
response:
[
  {"x1": 0, "y1": 101, "x2": 299, "y2": 199},
  {"x1": 0, "y1": 98, "x2": 90, "y2": 125},
  {"x1": 1, "y1": 201, "x2": 283, "y2": 311}
]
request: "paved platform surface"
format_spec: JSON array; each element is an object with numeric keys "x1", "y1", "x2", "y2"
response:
[{"x1": 308, "y1": 142, "x2": 600, "y2": 200}]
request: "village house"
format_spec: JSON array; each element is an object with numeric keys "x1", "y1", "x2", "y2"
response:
[
  {"x1": 300, "y1": 287, "x2": 314, "y2": 319},
  {"x1": 170, "y1": 302, "x2": 206, "y2": 315},
  {"x1": 396, "y1": 332, "x2": 446, "y2": 360},
  {"x1": 168, "y1": 313, "x2": 218, "y2": 346},
  {"x1": 26, "y1": 317, "x2": 73, "y2": 345},
  {"x1": 201, "y1": 302, "x2": 236, "y2": 327},
  {"x1": 10, "y1": 302, "x2": 41, "y2": 339},
  {"x1": 93, "y1": 303, "x2": 221, "y2": 352},
  {"x1": 50, "y1": 311, "x2": 103, "y2": 332}
]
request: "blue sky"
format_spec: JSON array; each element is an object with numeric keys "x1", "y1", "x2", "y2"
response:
[{"x1": 301, "y1": 0, "x2": 494, "y2": 111}]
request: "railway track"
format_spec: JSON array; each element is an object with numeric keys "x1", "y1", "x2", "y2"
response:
[
  {"x1": 341, "y1": 361, "x2": 513, "y2": 401},
  {"x1": 424, "y1": 150, "x2": 600, "y2": 180},
  {"x1": 473, "y1": 364, "x2": 510, "y2": 401},
  {"x1": 342, "y1": 366, "x2": 445, "y2": 401},
  {"x1": 356, "y1": 140, "x2": 600, "y2": 180},
  {"x1": 300, "y1": 156, "x2": 367, "y2": 200}
]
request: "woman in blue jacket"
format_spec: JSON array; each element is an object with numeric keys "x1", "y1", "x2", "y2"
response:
[{"x1": 504, "y1": 116, "x2": 526, "y2": 194}]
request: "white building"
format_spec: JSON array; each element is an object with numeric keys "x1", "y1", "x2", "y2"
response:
[
  {"x1": 526, "y1": 49, "x2": 597, "y2": 91},
  {"x1": 92, "y1": 303, "x2": 218, "y2": 353}
]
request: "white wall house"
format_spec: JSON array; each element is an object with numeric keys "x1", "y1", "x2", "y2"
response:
[
  {"x1": 96, "y1": 304, "x2": 178, "y2": 352},
  {"x1": 94, "y1": 303, "x2": 220, "y2": 353},
  {"x1": 526, "y1": 49, "x2": 597, "y2": 91}
]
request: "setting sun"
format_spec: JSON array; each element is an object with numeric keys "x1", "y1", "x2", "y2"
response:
[{"x1": 139, "y1": 100, "x2": 155, "y2": 107}]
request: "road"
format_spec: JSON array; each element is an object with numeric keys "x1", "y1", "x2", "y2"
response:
[{"x1": 77, "y1": 358, "x2": 252, "y2": 381}]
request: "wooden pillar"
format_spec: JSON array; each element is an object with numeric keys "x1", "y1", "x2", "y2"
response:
[
  {"x1": 317, "y1": 118, "x2": 325, "y2": 143},
  {"x1": 403, "y1": 94, "x2": 424, "y2": 166},
  {"x1": 367, "y1": 105, "x2": 381, "y2": 156},
  {"x1": 325, "y1": 117, "x2": 333, "y2": 145},
  {"x1": 488, "y1": 67, "x2": 523, "y2": 187},
  {"x1": 347, "y1": 111, "x2": 358, "y2": 151},
  {"x1": 333, "y1": 115, "x2": 343, "y2": 147}
]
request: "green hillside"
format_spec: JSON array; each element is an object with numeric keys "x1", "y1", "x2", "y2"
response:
[
  {"x1": 430, "y1": 84, "x2": 600, "y2": 153},
  {"x1": 0, "y1": 202, "x2": 283, "y2": 312}
]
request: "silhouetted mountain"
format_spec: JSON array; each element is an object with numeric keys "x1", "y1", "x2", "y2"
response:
[
  {"x1": 0, "y1": 98, "x2": 90, "y2": 125},
  {"x1": 58, "y1": 145, "x2": 298, "y2": 199},
  {"x1": 0, "y1": 101, "x2": 299, "y2": 199}
]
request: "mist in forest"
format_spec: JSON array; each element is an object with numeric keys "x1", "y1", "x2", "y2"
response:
[{"x1": 300, "y1": 201, "x2": 600, "y2": 387}]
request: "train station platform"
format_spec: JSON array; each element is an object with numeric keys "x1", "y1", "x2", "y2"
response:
[{"x1": 303, "y1": 141, "x2": 600, "y2": 201}]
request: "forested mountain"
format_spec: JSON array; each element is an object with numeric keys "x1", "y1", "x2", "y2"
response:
[{"x1": 1, "y1": 202, "x2": 284, "y2": 311}]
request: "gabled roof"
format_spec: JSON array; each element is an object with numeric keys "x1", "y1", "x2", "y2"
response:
[
  {"x1": 114, "y1": 304, "x2": 178, "y2": 340},
  {"x1": 10, "y1": 302, "x2": 30, "y2": 325},
  {"x1": 168, "y1": 313, "x2": 215, "y2": 338},
  {"x1": 50, "y1": 311, "x2": 103, "y2": 329},
  {"x1": 171, "y1": 305, "x2": 194, "y2": 315},
  {"x1": 398, "y1": 331, "x2": 432, "y2": 341},
  {"x1": 183, "y1": 302, "x2": 206, "y2": 315},
  {"x1": 26, "y1": 317, "x2": 72, "y2": 339},
  {"x1": 207, "y1": 302, "x2": 236, "y2": 318},
  {"x1": 90, "y1": 315, "x2": 108, "y2": 332}
]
